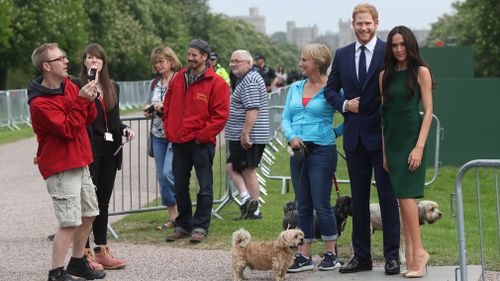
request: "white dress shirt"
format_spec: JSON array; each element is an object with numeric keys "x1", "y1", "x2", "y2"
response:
[{"x1": 343, "y1": 35, "x2": 379, "y2": 112}]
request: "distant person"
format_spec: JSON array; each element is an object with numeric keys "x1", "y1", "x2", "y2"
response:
[
  {"x1": 225, "y1": 50, "x2": 269, "y2": 220},
  {"x1": 78, "y1": 43, "x2": 135, "y2": 271},
  {"x1": 163, "y1": 39, "x2": 230, "y2": 243},
  {"x1": 282, "y1": 43, "x2": 343, "y2": 273},
  {"x1": 286, "y1": 67, "x2": 302, "y2": 85},
  {"x1": 276, "y1": 65, "x2": 287, "y2": 87},
  {"x1": 255, "y1": 55, "x2": 277, "y2": 92},
  {"x1": 380, "y1": 25, "x2": 433, "y2": 278},
  {"x1": 209, "y1": 52, "x2": 230, "y2": 85},
  {"x1": 145, "y1": 46, "x2": 182, "y2": 232},
  {"x1": 324, "y1": 3, "x2": 401, "y2": 275},
  {"x1": 28, "y1": 42, "x2": 103, "y2": 281}
]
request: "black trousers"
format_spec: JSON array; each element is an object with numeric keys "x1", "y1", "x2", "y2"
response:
[
  {"x1": 86, "y1": 144, "x2": 118, "y2": 247},
  {"x1": 172, "y1": 141, "x2": 215, "y2": 234},
  {"x1": 346, "y1": 142, "x2": 400, "y2": 260}
]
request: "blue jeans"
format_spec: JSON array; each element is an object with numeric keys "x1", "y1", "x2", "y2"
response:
[
  {"x1": 172, "y1": 141, "x2": 215, "y2": 235},
  {"x1": 290, "y1": 145, "x2": 338, "y2": 242},
  {"x1": 152, "y1": 135, "x2": 176, "y2": 206}
]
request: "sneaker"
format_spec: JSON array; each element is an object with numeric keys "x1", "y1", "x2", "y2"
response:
[
  {"x1": 166, "y1": 229, "x2": 190, "y2": 242},
  {"x1": 48, "y1": 267, "x2": 85, "y2": 281},
  {"x1": 94, "y1": 245, "x2": 126, "y2": 270},
  {"x1": 240, "y1": 199, "x2": 259, "y2": 219},
  {"x1": 287, "y1": 253, "x2": 314, "y2": 273},
  {"x1": 189, "y1": 231, "x2": 206, "y2": 243},
  {"x1": 318, "y1": 251, "x2": 341, "y2": 271},
  {"x1": 84, "y1": 248, "x2": 104, "y2": 271},
  {"x1": 246, "y1": 212, "x2": 262, "y2": 220},
  {"x1": 66, "y1": 256, "x2": 106, "y2": 280}
]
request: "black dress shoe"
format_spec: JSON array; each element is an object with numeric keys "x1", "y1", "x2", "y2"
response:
[
  {"x1": 339, "y1": 256, "x2": 372, "y2": 273},
  {"x1": 384, "y1": 258, "x2": 400, "y2": 275}
]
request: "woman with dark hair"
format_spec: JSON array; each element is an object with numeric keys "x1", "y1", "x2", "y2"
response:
[
  {"x1": 145, "y1": 46, "x2": 182, "y2": 231},
  {"x1": 379, "y1": 26, "x2": 433, "y2": 278},
  {"x1": 78, "y1": 43, "x2": 134, "y2": 271}
]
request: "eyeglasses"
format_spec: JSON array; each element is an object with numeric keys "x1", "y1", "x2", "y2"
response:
[
  {"x1": 229, "y1": 59, "x2": 249, "y2": 65},
  {"x1": 45, "y1": 55, "x2": 67, "y2": 63}
]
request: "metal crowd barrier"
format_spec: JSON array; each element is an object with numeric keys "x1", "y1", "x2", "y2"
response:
[
  {"x1": 454, "y1": 159, "x2": 500, "y2": 281},
  {"x1": 109, "y1": 116, "x2": 228, "y2": 219},
  {"x1": 0, "y1": 80, "x2": 150, "y2": 130}
]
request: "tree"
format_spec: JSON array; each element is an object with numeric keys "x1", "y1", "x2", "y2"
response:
[
  {"x1": 426, "y1": 0, "x2": 500, "y2": 77},
  {"x1": 0, "y1": 0, "x2": 88, "y2": 89}
]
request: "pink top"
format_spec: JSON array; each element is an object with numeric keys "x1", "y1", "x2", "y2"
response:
[{"x1": 302, "y1": 97, "x2": 312, "y2": 106}]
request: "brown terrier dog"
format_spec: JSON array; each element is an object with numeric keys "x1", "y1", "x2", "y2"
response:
[{"x1": 231, "y1": 228, "x2": 305, "y2": 281}]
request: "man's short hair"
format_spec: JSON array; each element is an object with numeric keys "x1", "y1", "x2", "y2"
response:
[
  {"x1": 255, "y1": 54, "x2": 265, "y2": 61},
  {"x1": 352, "y1": 3, "x2": 379, "y2": 24},
  {"x1": 232, "y1": 50, "x2": 253, "y2": 66},
  {"x1": 31, "y1": 43, "x2": 60, "y2": 72}
]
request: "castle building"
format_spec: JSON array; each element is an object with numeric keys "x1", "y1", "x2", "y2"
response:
[{"x1": 232, "y1": 7, "x2": 266, "y2": 34}]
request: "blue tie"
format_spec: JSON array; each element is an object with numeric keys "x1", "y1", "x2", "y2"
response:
[{"x1": 358, "y1": 45, "x2": 366, "y2": 86}]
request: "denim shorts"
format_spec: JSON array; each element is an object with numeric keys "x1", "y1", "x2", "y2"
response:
[{"x1": 45, "y1": 166, "x2": 99, "y2": 228}]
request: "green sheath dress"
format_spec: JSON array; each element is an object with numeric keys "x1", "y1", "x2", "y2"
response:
[{"x1": 381, "y1": 70, "x2": 425, "y2": 198}]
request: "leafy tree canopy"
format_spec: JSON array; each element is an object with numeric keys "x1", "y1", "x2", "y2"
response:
[{"x1": 426, "y1": 0, "x2": 500, "y2": 77}]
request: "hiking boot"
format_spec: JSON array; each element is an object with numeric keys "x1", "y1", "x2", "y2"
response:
[
  {"x1": 66, "y1": 256, "x2": 106, "y2": 280},
  {"x1": 166, "y1": 229, "x2": 190, "y2": 242},
  {"x1": 318, "y1": 251, "x2": 341, "y2": 271},
  {"x1": 48, "y1": 267, "x2": 85, "y2": 281},
  {"x1": 190, "y1": 231, "x2": 206, "y2": 243},
  {"x1": 84, "y1": 248, "x2": 104, "y2": 271},
  {"x1": 94, "y1": 245, "x2": 126, "y2": 270},
  {"x1": 287, "y1": 253, "x2": 314, "y2": 273}
]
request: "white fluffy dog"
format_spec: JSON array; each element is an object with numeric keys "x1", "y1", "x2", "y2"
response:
[
  {"x1": 370, "y1": 200, "x2": 443, "y2": 265},
  {"x1": 231, "y1": 228, "x2": 305, "y2": 281}
]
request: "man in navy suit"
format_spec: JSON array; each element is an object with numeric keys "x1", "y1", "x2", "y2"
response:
[{"x1": 325, "y1": 3, "x2": 400, "y2": 275}]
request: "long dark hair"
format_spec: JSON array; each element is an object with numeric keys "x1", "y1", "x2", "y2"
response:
[
  {"x1": 381, "y1": 25, "x2": 432, "y2": 101},
  {"x1": 79, "y1": 43, "x2": 117, "y2": 111}
]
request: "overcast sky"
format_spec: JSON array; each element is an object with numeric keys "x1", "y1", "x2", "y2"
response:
[{"x1": 208, "y1": 0, "x2": 462, "y2": 35}]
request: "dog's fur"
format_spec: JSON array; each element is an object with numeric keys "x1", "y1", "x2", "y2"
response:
[
  {"x1": 369, "y1": 200, "x2": 443, "y2": 264},
  {"x1": 231, "y1": 228, "x2": 305, "y2": 281},
  {"x1": 282, "y1": 195, "x2": 352, "y2": 239}
]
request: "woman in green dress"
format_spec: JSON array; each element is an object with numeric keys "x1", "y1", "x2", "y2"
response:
[{"x1": 379, "y1": 26, "x2": 433, "y2": 278}]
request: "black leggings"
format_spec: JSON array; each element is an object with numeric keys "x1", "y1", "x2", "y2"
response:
[{"x1": 86, "y1": 151, "x2": 117, "y2": 247}]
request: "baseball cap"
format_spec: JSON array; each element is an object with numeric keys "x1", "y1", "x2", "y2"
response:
[
  {"x1": 188, "y1": 39, "x2": 211, "y2": 55},
  {"x1": 210, "y1": 52, "x2": 218, "y2": 59}
]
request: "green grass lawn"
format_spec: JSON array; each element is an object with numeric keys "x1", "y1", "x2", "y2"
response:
[
  {"x1": 0, "y1": 125, "x2": 34, "y2": 144},
  {"x1": 112, "y1": 143, "x2": 500, "y2": 270}
]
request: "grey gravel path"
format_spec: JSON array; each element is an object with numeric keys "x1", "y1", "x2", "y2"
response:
[
  {"x1": 0, "y1": 136, "x2": 314, "y2": 281},
  {"x1": 2, "y1": 133, "x2": 499, "y2": 280}
]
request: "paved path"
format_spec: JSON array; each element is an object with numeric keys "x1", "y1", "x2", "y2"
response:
[{"x1": 0, "y1": 134, "x2": 491, "y2": 281}]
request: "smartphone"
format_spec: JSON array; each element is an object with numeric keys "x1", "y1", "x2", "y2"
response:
[{"x1": 88, "y1": 67, "x2": 97, "y2": 81}]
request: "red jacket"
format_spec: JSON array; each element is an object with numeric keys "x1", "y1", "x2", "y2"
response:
[
  {"x1": 28, "y1": 77, "x2": 97, "y2": 179},
  {"x1": 163, "y1": 67, "x2": 229, "y2": 145}
]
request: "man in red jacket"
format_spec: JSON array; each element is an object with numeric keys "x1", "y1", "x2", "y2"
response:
[
  {"x1": 163, "y1": 39, "x2": 230, "y2": 243},
  {"x1": 28, "y1": 43, "x2": 104, "y2": 281}
]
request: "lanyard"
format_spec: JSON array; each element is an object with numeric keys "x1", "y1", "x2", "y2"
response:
[{"x1": 99, "y1": 95, "x2": 109, "y2": 132}]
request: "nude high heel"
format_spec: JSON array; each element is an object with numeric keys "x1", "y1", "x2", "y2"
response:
[
  {"x1": 405, "y1": 252, "x2": 429, "y2": 278},
  {"x1": 400, "y1": 269, "x2": 410, "y2": 276}
]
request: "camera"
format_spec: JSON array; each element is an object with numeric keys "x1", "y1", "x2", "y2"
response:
[
  {"x1": 88, "y1": 67, "x2": 97, "y2": 81},
  {"x1": 144, "y1": 104, "x2": 155, "y2": 113}
]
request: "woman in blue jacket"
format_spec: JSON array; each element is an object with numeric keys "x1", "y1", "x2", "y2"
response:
[{"x1": 282, "y1": 43, "x2": 343, "y2": 273}]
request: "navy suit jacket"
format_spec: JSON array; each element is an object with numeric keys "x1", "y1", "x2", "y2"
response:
[{"x1": 325, "y1": 38, "x2": 385, "y2": 152}]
